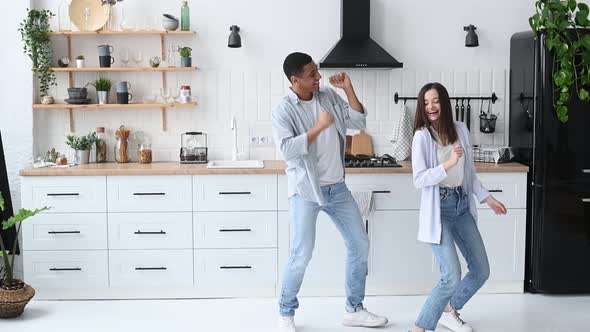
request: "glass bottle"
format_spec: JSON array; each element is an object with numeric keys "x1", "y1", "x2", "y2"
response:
[
  {"x1": 138, "y1": 143, "x2": 153, "y2": 164},
  {"x1": 95, "y1": 127, "x2": 108, "y2": 163},
  {"x1": 114, "y1": 137, "x2": 130, "y2": 163},
  {"x1": 181, "y1": 1, "x2": 190, "y2": 31}
]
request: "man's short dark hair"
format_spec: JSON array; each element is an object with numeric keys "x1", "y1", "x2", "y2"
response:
[{"x1": 283, "y1": 52, "x2": 313, "y2": 83}]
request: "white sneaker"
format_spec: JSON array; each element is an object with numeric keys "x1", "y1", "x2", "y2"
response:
[
  {"x1": 278, "y1": 316, "x2": 297, "y2": 332},
  {"x1": 439, "y1": 310, "x2": 473, "y2": 332},
  {"x1": 342, "y1": 308, "x2": 388, "y2": 327}
]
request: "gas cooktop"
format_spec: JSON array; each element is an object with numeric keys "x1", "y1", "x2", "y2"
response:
[{"x1": 345, "y1": 154, "x2": 402, "y2": 168}]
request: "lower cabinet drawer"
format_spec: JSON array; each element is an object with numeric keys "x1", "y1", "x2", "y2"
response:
[
  {"x1": 108, "y1": 213, "x2": 193, "y2": 250},
  {"x1": 109, "y1": 250, "x2": 193, "y2": 287},
  {"x1": 194, "y1": 249, "x2": 277, "y2": 296},
  {"x1": 23, "y1": 250, "x2": 108, "y2": 288}
]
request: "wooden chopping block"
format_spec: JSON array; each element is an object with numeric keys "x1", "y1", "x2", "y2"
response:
[
  {"x1": 350, "y1": 131, "x2": 373, "y2": 156},
  {"x1": 345, "y1": 135, "x2": 353, "y2": 155}
]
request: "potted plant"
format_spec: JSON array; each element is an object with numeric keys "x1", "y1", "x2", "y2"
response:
[
  {"x1": 66, "y1": 131, "x2": 97, "y2": 164},
  {"x1": 178, "y1": 46, "x2": 192, "y2": 67},
  {"x1": 92, "y1": 77, "x2": 112, "y2": 104},
  {"x1": 18, "y1": 9, "x2": 56, "y2": 104},
  {"x1": 0, "y1": 192, "x2": 48, "y2": 318},
  {"x1": 76, "y1": 55, "x2": 85, "y2": 68},
  {"x1": 529, "y1": 0, "x2": 590, "y2": 122}
]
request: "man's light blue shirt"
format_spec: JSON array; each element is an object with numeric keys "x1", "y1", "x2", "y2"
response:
[{"x1": 271, "y1": 86, "x2": 367, "y2": 206}]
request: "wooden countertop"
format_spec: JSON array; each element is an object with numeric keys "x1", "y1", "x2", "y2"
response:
[{"x1": 19, "y1": 160, "x2": 529, "y2": 176}]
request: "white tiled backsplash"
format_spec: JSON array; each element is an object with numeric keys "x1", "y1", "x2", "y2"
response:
[{"x1": 35, "y1": 68, "x2": 508, "y2": 162}]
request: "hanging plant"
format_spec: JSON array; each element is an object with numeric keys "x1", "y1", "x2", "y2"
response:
[
  {"x1": 529, "y1": 0, "x2": 590, "y2": 122},
  {"x1": 18, "y1": 9, "x2": 56, "y2": 97}
]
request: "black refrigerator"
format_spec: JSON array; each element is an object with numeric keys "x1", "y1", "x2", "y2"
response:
[{"x1": 510, "y1": 31, "x2": 590, "y2": 293}]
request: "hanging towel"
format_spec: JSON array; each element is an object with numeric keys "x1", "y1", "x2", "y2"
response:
[
  {"x1": 390, "y1": 102, "x2": 415, "y2": 161},
  {"x1": 351, "y1": 191, "x2": 375, "y2": 218}
]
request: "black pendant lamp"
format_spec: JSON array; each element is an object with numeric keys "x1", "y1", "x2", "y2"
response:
[
  {"x1": 464, "y1": 25, "x2": 479, "y2": 47},
  {"x1": 228, "y1": 25, "x2": 242, "y2": 48}
]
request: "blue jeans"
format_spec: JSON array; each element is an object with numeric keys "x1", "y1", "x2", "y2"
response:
[
  {"x1": 415, "y1": 187, "x2": 490, "y2": 330},
  {"x1": 279, "y1": 181, "x2": 369, "y2": 317}
]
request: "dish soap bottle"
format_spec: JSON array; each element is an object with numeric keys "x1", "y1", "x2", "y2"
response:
[{"x1": 181, "y1": 1, "x2": 190, "y2": 31}]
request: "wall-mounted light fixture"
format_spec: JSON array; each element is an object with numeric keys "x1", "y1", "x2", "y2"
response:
[
  {"x1": 228, "y1": 25, "x2": 242, "y2": 48},
  {"x1": 464, "y1": 25, "x2": 479, "y2": 47}
]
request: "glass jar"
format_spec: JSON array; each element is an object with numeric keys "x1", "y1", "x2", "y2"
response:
[
  {"x1": 95, "y1": 127, "x2": 108, "y2": 163},
  {"x1": 138, "y1": 143, "x2": 153, "y2": 164},
  {"x1": 114, "y1": 137, "x2": 130, "y2": 163}
]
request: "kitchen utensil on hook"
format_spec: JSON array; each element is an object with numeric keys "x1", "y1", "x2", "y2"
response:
[
  {"x1": 455, "y1": 99, "x2": 460, "y2": 121},
  {"x1": 460, "y1": 99, "x2": 465, "y2": 122},
  {"x1": 466, "y1": 99, "x2": 472, "y2": 130}
]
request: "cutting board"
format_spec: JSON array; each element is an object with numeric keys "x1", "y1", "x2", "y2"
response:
[{"x1": 350, "y1": 131, "x2": 373, "y2": 156}]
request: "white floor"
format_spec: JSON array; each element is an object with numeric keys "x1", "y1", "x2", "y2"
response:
[{"x1": 2, "y1": 294, "x2": 589, "y2": 331}]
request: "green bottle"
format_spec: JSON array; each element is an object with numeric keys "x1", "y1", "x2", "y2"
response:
[{"x1": 181, "y1": 1, "x2": 190, "y2": 31}]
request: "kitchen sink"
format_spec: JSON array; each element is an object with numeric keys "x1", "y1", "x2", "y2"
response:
[{"x1": 206, "y1": 160, "x2": 264, "y2": 169}]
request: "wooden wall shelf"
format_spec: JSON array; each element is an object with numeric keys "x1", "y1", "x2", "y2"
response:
[
  {"x1": 33, "y1": 102, "x2": 197, "y2": 109},
  {"x1": 51, "y1": 67, "x2": 198, "y2": 72},
  {"x1": 49, "y1": 30, "x2": 196, "y2": 36}
]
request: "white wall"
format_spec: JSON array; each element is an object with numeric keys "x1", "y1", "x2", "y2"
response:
[{"x1": 3, "y1": 0, "x2": 568, "y2": 197}]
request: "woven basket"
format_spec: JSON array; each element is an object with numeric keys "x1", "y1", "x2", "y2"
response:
[{"x1": 0, "y1": 280, "x2": 35, "y2": 318}]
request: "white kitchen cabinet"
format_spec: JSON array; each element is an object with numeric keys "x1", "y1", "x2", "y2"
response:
[
  {"x1": 194, "y1": 211, "x2": 277, "y2": 249},
  {"x1": 107, "y1": 175, "x2": 192, "y2": 212},
  {"x1": 194, "y1": 175, "x2": 277, "y2": 211},
  {"x1": 23, "y1": 213, "x2": 107, "y2": 251},
  {"x1": 109, "y1": 249, "x2": 194, "y2": 288},
  {"x1": 346, "y1": 174, "x2": 421, "y2": 210},
  {"x1": 108, "y1": 212, "x2": 193, "y2": 250},
  {"x1": 368, "y1": 210, "x2": 438, "y2": 294},
  {"x1": 477, "y1": 173, "x2": 527, "y2": 209},
  {"x1": 21, "y1": 176, "x2": 106, "y2": 213}
]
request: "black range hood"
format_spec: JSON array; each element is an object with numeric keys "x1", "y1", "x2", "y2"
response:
[{"x1": 320, "y1": 0, "x2": 403, "y2": 69}]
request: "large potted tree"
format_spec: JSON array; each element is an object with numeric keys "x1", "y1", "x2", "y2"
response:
[{"x1": 0, "y1": 192, "x2": 48, "y2": 318}]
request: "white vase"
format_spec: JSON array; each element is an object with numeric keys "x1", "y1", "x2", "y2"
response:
[
  {"x1": 97, "y1": 91, "x2": 108, "y2": 104},
  {"x1": 76, "y1": 59, "x2": 84, "y2": 68},
  {"x1": 75, "y1": 150, "x2": 90, "y2": 164}
]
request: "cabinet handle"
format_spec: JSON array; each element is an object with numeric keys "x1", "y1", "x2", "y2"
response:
[
  {"x1": 219, "y1": 266, "x2": 252, "y2": 270},
  {"x1": 49, "y1": 268, "x2": 82, "y2": 271},
  {"x1": 582, "y1": 198, "x2": 590, "y2": 203},
  {"x1": 489, "y1": 189, "x2": 503, "y2": 193},
  {"x1": 365, "y1": 220, "x2": 369, "y2": 234},
  {"x1": 218, "y1": 192, "x2": 252, "y2": 195},
  {"x1": 48, "y1": 231, "x2": 81, "y2": 234},
  {"x1": 133, "y1": 192, "x2": 166, "y2": 196},
  {"x1": 582, "y1": 169, "x2": 590, "y2": 174},
  {"x1": 135, "y1": 267, "x2": 167, "y2": 271},
  {"x1": 219, "y1": 228, "x2": 252, "y2": 232},
  {"x1": 371, "y1": 190, "x2": 391, "y2": 194},
  {"x1": 134, "y1": 230, "x2": 167, "y2": 235},
  {"x1": 46, "y1": 193, "x2": 79, "y2": 196}
]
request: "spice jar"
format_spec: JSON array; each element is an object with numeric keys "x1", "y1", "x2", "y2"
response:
[
  {"x1": 95, "y1": 127, "x2": 107, "y2": 163},
  {"x1": 180, "y1": 85, "x2": 191, "y2": 103},
  {"x1": 138, "y1": 143, "x2": 152, "y2": 164}
]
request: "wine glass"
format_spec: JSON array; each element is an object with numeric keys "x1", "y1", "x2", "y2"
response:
[
  {"x1": 160, "y1": 87, "x2": 171, "y2": 104},
  {"x1": 132, "y1": 50, "x2": 143, "y2": 67},
  {"x1": 83, "y1": 8, "x2": 91, "y2": 31},
  {"x1": 170, "y1": 85, "x2": 180, "y2": 103},
  {"x1": 119, "y1": 47, "x2": 130, "y2": 67}
]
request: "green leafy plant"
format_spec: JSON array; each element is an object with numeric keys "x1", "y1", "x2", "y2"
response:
[
  {"x1": 529, "y1": 0, "x2": 590, "y2": 122},
  {"x1": 66, "y1": 131, "x2": 97, "y2": 151},
  {"x1": 0, "y1": 192, "x2": 49, "y2": 288},
  {"x1": 76, "y1": 55, "x2": 85, "y2": 60},
  {"x1": 18, "y1": 9, "x2": 56, "y2": 97},
  {"x1": 91, "y1": 77, "x2": 112, "y2": 91},
  {"x1": 178, "y1": 46, "x2": 192, "y2": 58}
]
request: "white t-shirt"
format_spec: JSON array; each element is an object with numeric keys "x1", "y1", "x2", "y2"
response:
[
  {"x1": 437, "y1": 143, "x2": 465, "y2": 188},
  {"x1": 299, "y1": 97, "x2": 344, "y2": 186}
]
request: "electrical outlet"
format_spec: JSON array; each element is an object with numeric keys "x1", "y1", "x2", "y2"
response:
[
  {"x1": 259, "y1": 136, "x2": 269, "y2": 145},
  {"x1": 250, "y1": 136, "x2": 259, "y2": 145}
]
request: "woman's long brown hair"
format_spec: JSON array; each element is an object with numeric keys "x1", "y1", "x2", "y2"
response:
[{"x1": 413, "y1": 82, "x2": 458, "y2": 145}]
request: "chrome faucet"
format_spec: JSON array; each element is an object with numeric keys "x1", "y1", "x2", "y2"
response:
[{"x1": 231, "y1": 114, "x2": 238, "y2": 161}]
